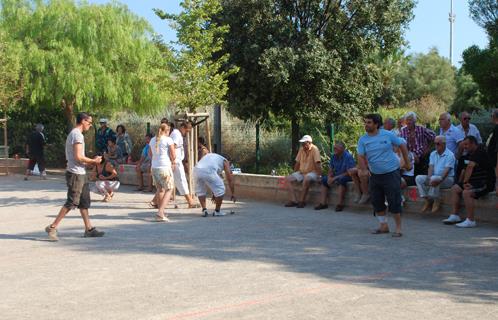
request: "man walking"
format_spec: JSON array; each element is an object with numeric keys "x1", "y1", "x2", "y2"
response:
[
  {"x1": 45, "y1": 112, "x2": 104, "y2": 241},
  {"x1": 24, "y1": 123, "x2": 47, "y2": 180},
  {"x1": 357, "y1": 114, "x2": 411, "y2": 237}
]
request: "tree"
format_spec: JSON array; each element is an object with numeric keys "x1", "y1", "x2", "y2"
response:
[
  {"x1": 397, "y1": 48, "x2": 457, "y2": 108},
  {"x1": 0, "y1": 0, "x2": 171, "y2": 128},
  {"x1": 461, "y1": 0, "x2": 498, "y2": 108},
  {"x1": 469, "y1": 0, "x2": 498, "y2": 36},
  {"x1": 450, "y1": 70, "x2": 484, "y2": 114},
  {"x1": 0, "y1": 30, "x2": 23, "y2": 112},
  {"x1": 217, "y1": 0, "x2": 415, "y2": 153},
  {"x1": 154, "y1": 0, "x2": 238, "y2": 112}
]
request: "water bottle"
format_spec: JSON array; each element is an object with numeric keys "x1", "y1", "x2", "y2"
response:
[{"x1": 271, "y1": 169, "x2": 276, "y2": 176}]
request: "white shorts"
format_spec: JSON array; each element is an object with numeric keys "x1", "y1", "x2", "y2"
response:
[
  {"x1": 173, "y1": 161, "x2": 190, "y2": 195},
  {"x1": 95, "y1": 180, "x2": 120, "y2": 194},
  {"x1": 290, "y1": 171, "x2": 320, "y2": 182},
  {"x1": 194, "y1": 168, "x2": 225, "y2": 198}
]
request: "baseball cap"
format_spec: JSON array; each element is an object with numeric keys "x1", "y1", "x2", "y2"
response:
[
  {"x1": 299, "y1": 135, "x2": 312, "y2": 143},
  {"x1": 99, "y1": 118, "x2": 108, "y2": 123}
]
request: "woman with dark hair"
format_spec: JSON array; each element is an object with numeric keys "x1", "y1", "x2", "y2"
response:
[
  {"x1": 198, "y1": 136, "x2": 209, "y2": 160},
  {"x1": 116, "y1": 124, "x2": 133, "y2": 163},
  {"x1": 94, "y1": 157, "x2": 120, "y2": 202}
]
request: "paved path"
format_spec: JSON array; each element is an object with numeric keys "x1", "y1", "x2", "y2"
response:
[{"x1": 1, "y1": 174, "x2": 497, "y2": 320}]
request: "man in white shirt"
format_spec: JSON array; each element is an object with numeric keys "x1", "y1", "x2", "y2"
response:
[
  {"x1": 438, "y1": 112, "x2": 465, "y2": 157},
  {"x1": 170, "y1": 121, "x2": 197, "y2": 208},
  {"x1": 194, "y1": 153, "x2": 235, "y2": 217},
  {"x1": 456, "y1": 112, "x2": 482, "y2": 144}
]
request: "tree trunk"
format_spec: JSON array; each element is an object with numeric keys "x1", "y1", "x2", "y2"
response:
[
  {"x1": 61, "y1": 99, "x2": 76, "y2": 133},
  {"x1": 291, "y1": 117, "x2": 300, "y2": 163}
]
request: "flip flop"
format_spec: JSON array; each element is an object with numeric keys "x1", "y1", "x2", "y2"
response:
[
  {"x1": 371, "y1": 229, "x2": 390, "y2": 234},
  {"x1": 392, "y1": 232, "x2": 403, "y2": 237}
]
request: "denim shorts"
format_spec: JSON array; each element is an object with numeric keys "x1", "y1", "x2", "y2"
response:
[
  {"x1": 321, "y1": 175, "x2": 351, "y2": 188},
  {"x1": 369, "y1": 170, "x2": 402, "y2": 214}
]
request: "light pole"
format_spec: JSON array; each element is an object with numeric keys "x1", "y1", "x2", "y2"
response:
[{"x1": 449, "y1": 0, "x2": 456, "y2": 64}]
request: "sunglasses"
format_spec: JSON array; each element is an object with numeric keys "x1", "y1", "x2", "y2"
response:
[
  {"x1": 463, "y1": 117, "x2": 471, "y2": 120},
  {"x1": 435, "y1": 142, "x2": 443, "y2": 145}
]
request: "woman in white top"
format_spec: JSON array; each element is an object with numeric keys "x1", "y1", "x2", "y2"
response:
[{"x1": 148, "y1": 123, "x2": 176, "y2": 222}]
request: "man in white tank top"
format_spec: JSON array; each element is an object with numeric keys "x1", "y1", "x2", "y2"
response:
[{"x1": 194, "y1": 153, "x2": 235, "y2": 216}]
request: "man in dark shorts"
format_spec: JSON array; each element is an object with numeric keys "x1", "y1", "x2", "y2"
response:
[
  {"x1": 24, "y1": 123, "x2": 47, "y2": 180},
  {"x1": 45, "y1": 112, "x2": 104, "y2": 241},
  {"x1": 357, "y1": 113, "x2": 412, "y2": 237},
  {"x1": 443, "y1": 135, "x2": 494, "y2": 228}
]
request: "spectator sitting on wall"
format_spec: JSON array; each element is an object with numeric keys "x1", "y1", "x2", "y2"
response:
[
  {"x1": 443, "y1": 135, "x2": 494, "y2": 228},
  {"x1": 415, "y1": 135, "x2": 456, "y2": 213},
  {"x1": 314, "y1": 141, "x2": 355, "y2": 212},
  {"x1": 457, "y1": 111, "x2": 483, "y2": 144},
  {"x1": 115, "y1": 124, "x2": 133, "y2": 164},
  {"x1": 284, "y1": 135, "x2": 321, "y2": 208},
  {"x1": 96, "y1": 118, "x2": 115, "y2": 153},
  {"x1": 104, "y1": 137, "x2": 122, "y2": 167},
  {"x1": 136, "y1": 133, "x2": 153, "y2": 192}
]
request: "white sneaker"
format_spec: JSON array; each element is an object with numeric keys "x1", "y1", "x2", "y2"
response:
[
  {"x1": 202, "y1": 209, "x2": 209, "y2": 217},
  {"x1": 456, "y1": 218, "x2": 477, "y2": 228},
  {"x1": 213, "y1": 210, "x2": 226, "y2": 217},
  {"x1": 358, "y1": 194, "x2": 370, "y2": 205},
  {"x1": 443, "y1": 214, "x2": 462, "y2": 225}
]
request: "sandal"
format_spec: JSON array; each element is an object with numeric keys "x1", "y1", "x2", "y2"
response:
[
  {"x1": 188, "y1": 203, "x2": 200, "y2": 209},
  {"x1": 148, "y1": 201, "x2": 158, "y2": 209},
  {"x1": 371, "y1": 229, "x2": 390, "y2": 234},
  {"x1": 392, "y1": 232, "x2": 403, "y2": 237}
]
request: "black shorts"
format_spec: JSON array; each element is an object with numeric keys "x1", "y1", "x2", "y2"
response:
[
  {"x1": 369, "y1": 170, "x2": 402, "y2": 214},
  {"x1": 402, "y1": 175, "x2": 415, "y2": 186},
  {"x1": 64, "y1": 171, "x2": 91, "y2": 209},
  {"x1": 456, "y1": 182, "x2": 489, "y2": 199}
]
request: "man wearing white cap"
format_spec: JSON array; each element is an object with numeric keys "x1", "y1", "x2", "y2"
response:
[
  {"x1": 284, "y1": 135, "x2": 322, "y2": 208},
  {"x1": 96, "y1": 118, "x2": 115, "y2": 153}
]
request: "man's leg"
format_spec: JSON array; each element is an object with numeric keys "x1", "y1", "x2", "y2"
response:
[
  {"x1": 462, "y1": 189, "x2": 476, "y2": 221},
  {"x1": 299, "y1": 175, "x2": 314, "y2": 203},
  {"x1": 319, "y1": 184, "x2": 329, "y2": 205},
  {"x1": 198, "y1": 196, "x2": 207, "y2": 210},
  {"x1": 136, "y1": 166, "x2": 144, "y2": 190},
  {"x1": 359, "y1": 170, "x2": 370, "y2": 197},
  {"x1": 451, "y1": 184, "x2": 463, "y2": 214},
  {"x1": 50, "y1": 206, "x2": 71, "y2": 229},
  {"x1": 337, "y1": 185, "x2": 346, "y2": 206},
  {"x1": 348, "y1": 168, "x2": 361, "y2": 197},
  {"x1": 285, "y1": 174, "x2": 299, "y2": 204},
  {"x1": 79, "y1": 208, "x2": 93, "y2": 231},
  {"x1": 392, "y1": 213, "x2": 402, "y2": 234}
]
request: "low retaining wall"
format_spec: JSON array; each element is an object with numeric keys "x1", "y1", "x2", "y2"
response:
[
  {"x1": 2, "y1": 160, "x2": 496, "y2": 223},
  {"x1": 232, "y1": 173, "x2": 498, "y2": 224}
]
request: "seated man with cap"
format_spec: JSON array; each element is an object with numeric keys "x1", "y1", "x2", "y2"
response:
[
  {"x1": 284, "y1": 135, "x2": 322, "y2": 208},
  {"x1": 96, "y1": 118, "x2": 115, "y2": 154}
]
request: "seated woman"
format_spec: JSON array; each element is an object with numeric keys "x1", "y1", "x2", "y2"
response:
[
  {"x1": 116, "y1": 124, "x2": 133, "y2": 164},
  {"x1": 104, "y1": 137, "x2": 122, "y2": 167},
  {"x1": 94, "y1": 157, "x2": 120, "y2": 202}
]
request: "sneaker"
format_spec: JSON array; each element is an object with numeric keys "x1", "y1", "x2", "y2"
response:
[
  {"x1": 296, "y1": 202, "x2": 306, "y2": 208},
  {"x1": 358, "y1": 194, "x2": 370, "y2": 205},
  {"x1": 202, "y1": 209, "x2": 209, "y2": 217},
  {"x1": 45, "y1": 225, "x2": 58, "y2": 241},
  {"x1": 443, "y1": 214, "x2": 462, "y2": 225},
  {"x1": 41, "y1": 172, "x2": 47, "y2": 180},
  {"x1": 456, "y1": 218, "x2": 477, "y2": 228},
  {"x1": 353, "y1": 193, "x2": 362, "y2": 203},
  {"x1": 84, "y1": 227, "x2": 105, "y2": 238},
  {"x1": 213, "y1": 210, "x2": 226, "y2": 216}
]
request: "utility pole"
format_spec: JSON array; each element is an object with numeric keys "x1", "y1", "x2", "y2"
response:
[{"x1": 449, "y1": 0, "x2": 455, "y2": 64}]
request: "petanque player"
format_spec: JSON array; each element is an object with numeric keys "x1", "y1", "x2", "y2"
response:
[{"x1": 45, "y1": 112, "x2": 105, "y2": 241}]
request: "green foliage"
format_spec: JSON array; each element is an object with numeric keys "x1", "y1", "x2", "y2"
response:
[
  {"x1": 469, "y1": 0, "x2": 498, "y2": 36},
  {"x1": 155, "y1": 0, "x2": 238, "y2": 112},
  {"x1": 397, "y1": 48, "x2": 457, "y2": 108},
  {"x1": 450, "y1": 70, "x2": 485, "y2": 114},
  {"x1": 218, "y1": 0, "x2": 415, "y2": 125},
  {"x1": 0, "y1": 30, "x2": 23, "y2": 110},
  {"x1": 0, "y1": 0, "x2": 171, "y2": 125}
]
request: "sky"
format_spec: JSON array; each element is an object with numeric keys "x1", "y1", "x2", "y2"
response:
[{"x1": 89, "y1": 0, "x2": 489, "y2": 67}]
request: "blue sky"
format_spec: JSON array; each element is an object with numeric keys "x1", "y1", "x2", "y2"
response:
[{"x1": 89, "y1": 0, "x2": 488, "y2": 67}]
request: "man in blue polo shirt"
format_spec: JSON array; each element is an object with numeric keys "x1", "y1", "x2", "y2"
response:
[
  {"x1": 314, "y1": 141, "x2": 355, "y2": 211},
  {"x1": 415, "y1": 135, "x2": 455, "y2": 213},
  {"x1": 357, "y1": 113, "x2": 411, "y2": 237}
]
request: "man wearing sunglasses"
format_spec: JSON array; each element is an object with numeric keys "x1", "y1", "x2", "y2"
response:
[{"x1": 456, "y1": 112, "x2": 482, "y2": 144}]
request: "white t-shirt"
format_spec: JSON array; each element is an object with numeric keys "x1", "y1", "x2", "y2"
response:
[
  {"x1": 66, "y1": 128, "x2": 86, "y2": 175},
  {"x1": 195, "y1": 153, "x2": 226, "y2": 173},
  {"x1": 150, "y1": 136, "x2": 174, "y2": 169},
  {"x1": 170, "y1": 128, "x2": 184, "y2": 162}
]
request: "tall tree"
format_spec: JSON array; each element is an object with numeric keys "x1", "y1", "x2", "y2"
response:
[
  {"x1": 0, "y1": 0, "x2": 171, "y2": 128},
  {"x1": 217, "y1": 0, "x2": 414, "y2": 153},
  {"x1": 154, "y1": 0, "x2": 238, "y2": 112},
  {"x1": 461, "y1": 0, "x2": 498, "y2": 108},
  {"x1": 397, "y1": 48, "x2": 457, "y2": 108},
  {"x1": 0, "y1": 30, "x2": 23, "y2": 112},
  {"x1": 450, "y1": 70, "x2": 484, "y2": 114}
]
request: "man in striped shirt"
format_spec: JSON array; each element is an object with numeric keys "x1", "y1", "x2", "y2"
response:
[{"x1": 400, "y1": 112, "x2": 436, "y2": 176}]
